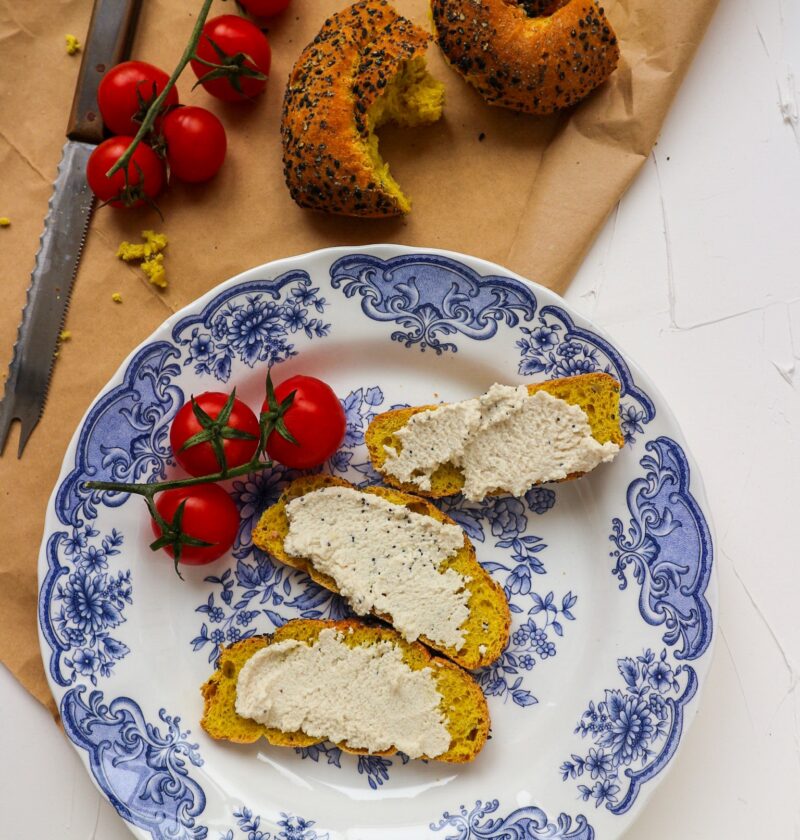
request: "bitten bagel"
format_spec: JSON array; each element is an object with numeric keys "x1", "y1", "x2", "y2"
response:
[
  {"x1": 431, "y1": 0, "x2": 619, "y2": 114},
  {"x1": 281, "y1": 0, "x2": 445, "y2": 217}
]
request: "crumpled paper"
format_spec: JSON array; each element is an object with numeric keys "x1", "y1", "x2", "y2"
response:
[{"x1": 0, "y1": 0, "x2": 718, "y2": 717}]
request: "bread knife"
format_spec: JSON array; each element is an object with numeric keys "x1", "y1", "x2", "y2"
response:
[{"x1": 0, "y1": 0, "x2": 142, "y2": 457}]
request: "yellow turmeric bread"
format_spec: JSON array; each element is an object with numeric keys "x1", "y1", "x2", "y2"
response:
[
  {"x1": 252, "y1": 474, "x2": 510, "y2": 670},
  {"x1": 366, "y1": 372, "x2": 624, "y2": 498},
  {"x1": 200, "y1": 618, "x2": 490, "y2": 762},
  {"x1": 281, "y1": 0, "x2": 445, "y2": 216}
]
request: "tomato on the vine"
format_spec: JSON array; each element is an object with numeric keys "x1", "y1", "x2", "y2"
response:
[
  {"x1": 264, "y1": 375, "x2": 345, "y2": 469},
  {"x1": 150, "y1": 485, "x2": 239, "y2": 566},
  {"x1": 162, "y1": 107, "x2": 227, "y2": 183},
  {"x1": 97, "y1": 61, "x2": 180, "y2": 135},
  {"x1": 86, "y1": 136, "x2": 165, "y2": 208},
  {"x1": 170, "y1": 391, "x2": 259, "y2": 476},
  {"x1": 190, "y1": 15, "x2": 271, "y2": 102},
  {"x1": 237, "y1": 0, "x2": 292, "y2": 17}
]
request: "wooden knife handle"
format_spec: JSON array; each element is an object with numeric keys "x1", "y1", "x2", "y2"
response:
[{"x1": 67, "y1": 0, "x2": 143, "y2": 144}]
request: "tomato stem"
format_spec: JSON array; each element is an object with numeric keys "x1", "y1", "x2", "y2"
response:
[
  {"x1": 106, "y1": 0, "x2": 216, "y2": 179},
  {"x1": 83, "y1": 456, "x2": 267, "y2": 497}
]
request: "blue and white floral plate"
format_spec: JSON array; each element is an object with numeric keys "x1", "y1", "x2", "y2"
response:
[{"x1": 37, "y1": 246, "x2": 716, "y2": 840}]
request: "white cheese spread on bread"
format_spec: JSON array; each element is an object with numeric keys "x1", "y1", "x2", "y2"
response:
[
  {"x1": 284, "y1": 487, "x2": 469, "y2": 650},
  {"x1": 235, "y1": 628, "x2": 451, "y2": 758},
  {"x1": 383, "y1": 384, "x2": 621, "y2": 501}
]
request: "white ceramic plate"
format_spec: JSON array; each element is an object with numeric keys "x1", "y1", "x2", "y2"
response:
[{"x1": 38, "y1": 246, "x2": 716, "y2": 840}]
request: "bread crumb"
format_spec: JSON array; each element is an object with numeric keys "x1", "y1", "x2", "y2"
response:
[
  {"x1": 59, "y1": 330, "x2": 72, "y2": 341},
  {"x1": 141, "y1": 230, "x2": 168, "y2": 253},
  {"x1": 0, "y1": 217, "x2": 10, "y2": 227},
  {"x1": 117, "y1": 230, "x2": 169, "y2": 289},
  {"x1": 141, "y1": 253, "x2": 167, "y2": 289},
  {"x1": 117, "y1": 230, "x2": 168, "y2": 262},
  {"x1": 117, "y1": 241, "x2": 148, "y2": 261},
  {"x1": 111, "y1": 292, "x2": 123, "y2": 303},
  {"x1": 65, "y1": 34, "x2": 81, "y2": 55}
]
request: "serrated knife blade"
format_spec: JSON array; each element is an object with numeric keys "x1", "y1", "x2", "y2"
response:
[
  {"x1": 0, "y1": 143, "x2": 94, "y2": 456},
  {"x1": 0, "y1": 0, "x2": 142, "y2": 457}
]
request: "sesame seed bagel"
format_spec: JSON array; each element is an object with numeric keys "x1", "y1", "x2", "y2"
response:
[
  {"x1": 281, "y1": 0, "x2": 445, "y2": 217},
  {"x1": 431, "y1": 0, "x2": 620, "y2": 114}
]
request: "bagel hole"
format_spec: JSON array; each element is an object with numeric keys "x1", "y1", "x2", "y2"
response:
[{"x1": 516, "y1": 0, "x2": 570, "y2": 17}]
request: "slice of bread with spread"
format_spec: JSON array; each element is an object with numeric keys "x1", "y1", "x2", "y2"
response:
[
  {"x1": 366, "y1": 372, "x2": 624, "y2": 500},
  {"x1": 252, "y1": 474, "x2": 510, "y2": 670},
  {"x1": 201, "y1": 618, "x2": 490, "y2": 762}
]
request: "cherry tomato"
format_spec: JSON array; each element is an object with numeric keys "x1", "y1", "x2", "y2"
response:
[
  {"x1": 162, "y1": 107, "x2": 227, "y2": 183},
  {"x1": 264, "y1": 375, "x2": 345, "y2": 469},
  {"x1": 97, "y1": 61, "x2": 180, "y2": 135},
  {"x1": 170, "y1": 391, "x2": 259, "y2": 476},
  {"x1": 237, "y1": 0, "x2": 292, "y2": 17},
  {"x1": 86, "y1": 136, "x2": 165, "y2": 208},
  {"x1": 151, "y1": 485, "x2": 239, "y2": 565},
  {"x1": 190, "y1": 15, "x2": 271, "y2": 102}
]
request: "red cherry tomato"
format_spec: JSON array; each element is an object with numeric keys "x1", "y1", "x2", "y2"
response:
[
  {"x1": 264, "y1": 375, "x2": 345, "y2": 469},
  {"x1": 162, "y1": 107, "x2": 227, "y2": 183},
  {"x1": 237, "y1": 0, "x2": 292, "y2": 17},
  {"x1": 151, "y1": 485, "x2": 239, "y2": 565},
  {"x1": 86, "y1": 136, "x2": 165, "y2": 208},
  {"x1": 170, "y1": 391, "x2": 260, "y2": 476},
  {"x1": 97, "y1": 61, "x2": 180, "y2": 135},
  {"x1": 190, "y1": 15, "x2": 271, "y2": 102}
]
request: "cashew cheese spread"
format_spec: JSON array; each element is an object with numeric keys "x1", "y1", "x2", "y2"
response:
[
  {"x1": 284, "y1": 487, "x2": 469, "y2": 650},
  {"x1": 235, "y1": 628, "x2": 451, "y2": 758},
  {"x1": 383, "y1": 384, "x2": 620, "y2": 501}
]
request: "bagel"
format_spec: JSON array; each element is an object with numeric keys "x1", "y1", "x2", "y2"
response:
[
  {"x1": 431, "y1": 0, "x2": 620, "y2": 114},
  {"x1": 281, "y1": 0, "x2": 445, "y2": 217}
]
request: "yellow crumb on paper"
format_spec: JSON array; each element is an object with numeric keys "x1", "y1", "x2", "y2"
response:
[
  {"x1": 0, "y1": 217, "x2": 10, "y2": 227},
  {"x1": 117, "y1": 241, "x2": 149, "y2": 262},
  {"x1": 141, "y1": 253, "x2": 167, "y2": 289},
  {"x1": 59, "y1": 330, "x2": 72, "y2": 342},
  {"x1": 111, "y1": 292, "x2": 123, "y2": 303},
  {"x1": 65, "y1": 34, "x2": 81, "y2": 55},
  {"x1": 117, "y1": 230, "x2": 169, "y2": 289},
  {"x1": 141, "y1": 230, "x2": 168, "y2": 254}
]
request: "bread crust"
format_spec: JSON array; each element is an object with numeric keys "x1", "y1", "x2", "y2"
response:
[
  {"x1": 252, "y1": 474, "x2": 511, "y2": 669},
  {"x1": 200, "y1": 618, "x2": 491, "y2": 762},
  {"x1": 366, "y1": 372, "x2": 624, "y2": 498},
  {"x1": 431, "y1": 0, "x2": 620, "y2": 114},
  {"x1": 281, "y1": 0, "x2": 433, "y2": 216}
]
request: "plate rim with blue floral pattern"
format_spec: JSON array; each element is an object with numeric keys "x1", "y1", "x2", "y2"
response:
[{"x1": 37, "y1": 245, "x2": 716, "y2": 840}]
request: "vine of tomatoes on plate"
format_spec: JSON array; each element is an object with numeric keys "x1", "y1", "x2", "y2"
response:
[
  {"x1": 87, "y1": 2, "x2": 288, "y2": 208},
  {"x1": 144, "y1": 371, "x2": 345, "y2": 575}
]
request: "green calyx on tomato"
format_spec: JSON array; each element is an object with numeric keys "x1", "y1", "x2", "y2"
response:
[
  {"x1": 190, "y1": 16, "x2": 271, "y2": 102},
  {"x1": 191, "y1": 34, "x2": 267, "y2": 97},
  {"x1": 149, "y1": 484, "x2": 241, "y2": 578},
  {"x1": 179, "y1": 389, "x2": 259, "y2": 474},
  {"x1": 261, "y1": 372, "x2": 299, "y2": 448},
  {"x1": 148, "y1": 496, "x2": 214, "y2": 579}
]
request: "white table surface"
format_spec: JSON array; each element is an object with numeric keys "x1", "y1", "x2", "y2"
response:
[{"x1": 2, "y1": 0, "x2": 799, "y2": 836}]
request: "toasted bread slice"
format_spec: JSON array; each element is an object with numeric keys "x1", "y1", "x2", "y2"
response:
[
  {"x1": 366, "y1": 372, "x2": 624, "y2": 499},
  {"x1": 252, "y1": 474, "x2": 510, "y2": 670},
  {"x1": 200, "y1": 618, "x2": 490, "y2": 762}
]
